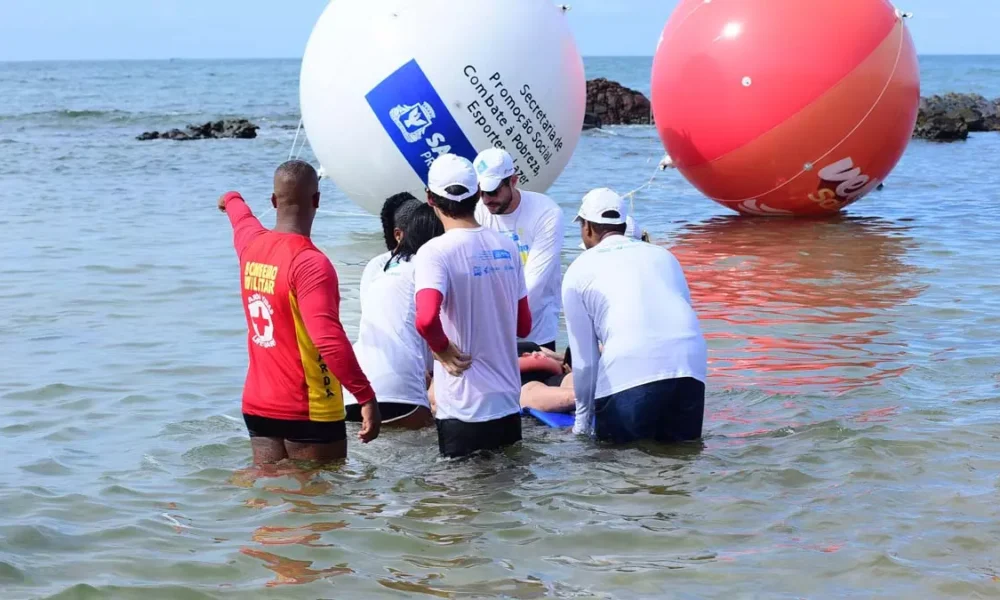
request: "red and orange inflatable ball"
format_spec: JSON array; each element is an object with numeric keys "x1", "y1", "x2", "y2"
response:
[{"x1": 651, "y1": 0, "x2": 920, "y2": 217}]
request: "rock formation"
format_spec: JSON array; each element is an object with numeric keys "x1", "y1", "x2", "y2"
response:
[
  {"x1": 137, "y1": 119, "x2": 259, "y2": 141},
  {"x1": 585, "y1": 78, "x2": 652, "y2": 126},
  {"x1": 912, "y1": 93, "x2": 1000, "y2": 142}
]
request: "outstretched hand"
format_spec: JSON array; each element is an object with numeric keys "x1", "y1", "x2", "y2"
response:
[
  {"x1": 434, "y1": 342, "x2": 472, "y2": 377},
  {"x1": 218, "y1": 191, "x2": 239, "y2": 213}
]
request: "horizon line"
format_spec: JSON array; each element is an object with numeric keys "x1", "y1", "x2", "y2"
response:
[{"x1": 1, "y1": 52, "x2": 998, "y2": 64}]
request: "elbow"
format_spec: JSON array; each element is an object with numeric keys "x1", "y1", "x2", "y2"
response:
[
  {"x1": 517, "y1": 318, "x2": 532, "y2": 339},
  {"x1": 415, "y1": 314, "x2": 434, "y2": 340},
  {"x1": 516, "y1": 297, "x2": 532, "y2": 338}
]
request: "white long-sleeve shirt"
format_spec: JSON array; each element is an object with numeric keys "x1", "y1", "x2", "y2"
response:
[
  {"x1": 476, "y1": 190, "x2": 564, "y2": 345},
  {"x1": 344, "y1": 252, "x2": 434, "y2": 408},
  {"x1": 561, "y1": 236, "x2": 708, "y2": 436}
]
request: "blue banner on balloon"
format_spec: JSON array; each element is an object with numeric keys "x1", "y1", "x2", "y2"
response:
[{"x1": 365, "y1": 59, "x2": 479, "y2": 184}]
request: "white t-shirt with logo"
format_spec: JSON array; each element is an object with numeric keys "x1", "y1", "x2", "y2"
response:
[
  {"x1": 475, "y1": 190, "x2": 564, "y2": 345},
  {"x1": 562, "y1": 236, "x2": 708, "y2": 435},
  {"x1": 412, "y1": 227, "x2": 527, "y2": 422},
  {"x1": 344, "y1": 252, "x2": 433, "y2": 409}
]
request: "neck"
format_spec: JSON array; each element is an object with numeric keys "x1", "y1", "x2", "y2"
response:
[
  {"x1": 503, "y1": 187, "x2": 523, "y2": 215},
  {"x1": 272, "y1": 207, "x2": 313, "y2": 237},
  {"x1": 598, "y1": 231, "x2": 623, "y2": 244},
  {"x1": 439, "y1": 213, "x2": 480, "y2": 231}
]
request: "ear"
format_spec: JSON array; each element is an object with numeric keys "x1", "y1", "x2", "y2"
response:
[
  {"x1": 425, "y1": 191, "x2": 437, "y2": 207},
  {"x1": 510, "y1": 174, "x2": 519, "y2": 187},
  {"x1": 271, "y1": 193, "x2": 277, "y2": 209},
  {"x1": 394, "y1": 227, "x2": 404, "y2": 243}
]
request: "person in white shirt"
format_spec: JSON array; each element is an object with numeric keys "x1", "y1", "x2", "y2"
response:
[
  {"x1": 344, "y1": 196, "x2": 444, "y2": 429},
  {"x1": 473, "y1": 148, "x2": 564, "y2": 351},
  {"x1": 413, "y1": 153, "x2": 533, "y2": 458},
  {"x1": 562, "y1": 188, "x2": 708, "y2": 444}
]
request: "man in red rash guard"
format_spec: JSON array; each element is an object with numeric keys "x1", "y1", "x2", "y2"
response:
[
  {"x1": 218, "y1": 160, "x2": 381, "y2": 465},
  {"x1": 412, "y1": 154, "x2": 531, "y2": 458}
]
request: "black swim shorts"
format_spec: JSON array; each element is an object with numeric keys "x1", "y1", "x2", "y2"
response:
[
  {"x1": 243, "y1": 414, "x2": 346, "y2": 444},
  {"x1": 435, "y1": 412, "x2": 522, "y2": 458}
]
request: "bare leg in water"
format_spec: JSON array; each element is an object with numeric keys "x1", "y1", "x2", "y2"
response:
[{"x1": 250, "y1": 437, "x2": 347, "y2": 465}]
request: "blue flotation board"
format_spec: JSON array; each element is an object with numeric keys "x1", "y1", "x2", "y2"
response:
[{"x1": 523, "y1": 408, "x2": 574, "y2": 428}]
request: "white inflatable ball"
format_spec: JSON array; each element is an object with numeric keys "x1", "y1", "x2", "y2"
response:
[{"x1": 299, "y1": 0, "x2": 586, "y2": 215}]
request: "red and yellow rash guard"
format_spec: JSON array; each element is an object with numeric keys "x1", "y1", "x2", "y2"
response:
[{"x1": 224, "y1": 192, "x2": 375, "y2": 422}]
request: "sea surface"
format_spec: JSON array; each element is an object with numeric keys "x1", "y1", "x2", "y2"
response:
[{"x1": 2, "y1": 55, "x2": 1000, "y2": 599}]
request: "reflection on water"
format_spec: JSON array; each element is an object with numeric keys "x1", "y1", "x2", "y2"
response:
[{"x1": 668, "y1": 216, "x2": 924, "y2": 395}]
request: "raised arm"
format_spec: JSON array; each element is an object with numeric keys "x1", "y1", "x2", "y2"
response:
[
  {"x1": 220, "y1": 192, "x2": 267, "y2": 257},
  {"x1": 290, "y1": 249, "x2": 376, "y2": 404}
]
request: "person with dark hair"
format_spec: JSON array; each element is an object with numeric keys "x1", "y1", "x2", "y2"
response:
[
  {"x1": 473, "y1": 149, "x2": 564, "y2": 351},
  {"x1": 361, "y1": 193, "x2": 421, "y2": 300},
  {"x1": 218, "y1": 160, "x2": 381, "y2": 466},
  {"x1": 413, "y1": 154, "x2": 532, "y2": 458},
  {"x1": 343, "y1": 200, "x2": 445, "y2": 429},
  {"x1": 562, "y1": 188, "x2": 707, "y2": 445},
  {"x1": 381, "y1": 192, "x2": 421, "y2": 252}
]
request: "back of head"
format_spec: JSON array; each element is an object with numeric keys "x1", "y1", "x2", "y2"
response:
[
  {"x1": 393, "y1": 203, "x2": 445, "y2": 262},
  {"x1": 380, "y1": 192, "x2": 420, "y2": 252},
  {"x1": 426, "y1": 153, "x2": 480, "y2": 219},
  {"x1": 428, "y1": 187, "x2": 479, "y2": 219},
  {"x1": 273, "y1": 160, "x2": 319, "y2": 209}
]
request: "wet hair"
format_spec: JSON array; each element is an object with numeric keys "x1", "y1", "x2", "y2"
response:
[
  {"x1": 380, "y1": 192, "x2": 420, "y2": 252},
  {"x1": 388, "y1": 203, "x2": 444, "y2": 268},
  {"x1": 429, "y1": 185, "x2": 479, "y2": 219},
  {"x1": 585, "y1": 209, "x2": 628, "y2": 237}
]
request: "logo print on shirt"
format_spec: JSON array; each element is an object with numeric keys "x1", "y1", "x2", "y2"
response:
[
  {"x1": 504, "y1": 230, "x2": 530, "y2": 265},
  {"x1": 247, "y1": 293, "x2": 276, "y2": 349}
]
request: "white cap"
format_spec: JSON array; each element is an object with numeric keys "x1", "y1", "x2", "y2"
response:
[
  {"x1": 474, "y1": 148, "x2": 516, "y2": 192},
  {"x1": 575, "y1": 187, "x2": 628, "y2": 225},
  {"x1": 428, "y1": 154, "x2": 479, "y2": 201}
]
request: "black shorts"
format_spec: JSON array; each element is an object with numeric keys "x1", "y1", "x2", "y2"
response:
[
  {"x1": 243, "y1": 414, "x2": 346, "y2": 444},
  {"x1": 344, "y1": 402, "x2": 422, "y2": 423},
  {"x1": 435, "y1": 412, "x2": 522, "y2": 458}
]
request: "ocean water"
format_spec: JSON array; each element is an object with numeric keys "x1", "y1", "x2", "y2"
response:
[{"x1": 1, "y1": 55, "x2": 1000, "y2": 599}]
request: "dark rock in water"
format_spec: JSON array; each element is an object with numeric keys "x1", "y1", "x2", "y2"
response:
[
  {"x1": 586, "y1": 78, "x2": 651, "y2": 125},
  {"x1": 159, "y1": 128, "x2": 193, "y2": 141},
  {"x1": 925, "y1": 93, "x2": 1000, "y2": 132},
  {"x1": 136, "y1": 118, "x2": 259, "y2": 141},
  {"x1": 583, "y1": 112, "x2": 602, "y2": 130},
  {"x1": 912, "y1": 93, "x2": 1000, "y2": 141},
  {"x1": 913, "y1": 96, "x2": 971, "y2": 141}
]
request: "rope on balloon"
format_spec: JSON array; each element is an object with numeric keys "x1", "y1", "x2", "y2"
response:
[
  {"x1": 288, "y1": 118, "x2": 307, "y2": 161},
  {"x1": 620, "y1": 152, "x2": 675, "y2": 215},
  {"x1": 255, "y1": 118, "x2": 310, "y2": 219}
]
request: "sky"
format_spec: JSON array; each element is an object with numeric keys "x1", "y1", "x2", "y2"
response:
[{"x1": 0, "y1": 0, "x2": 997, "y2": 61}]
